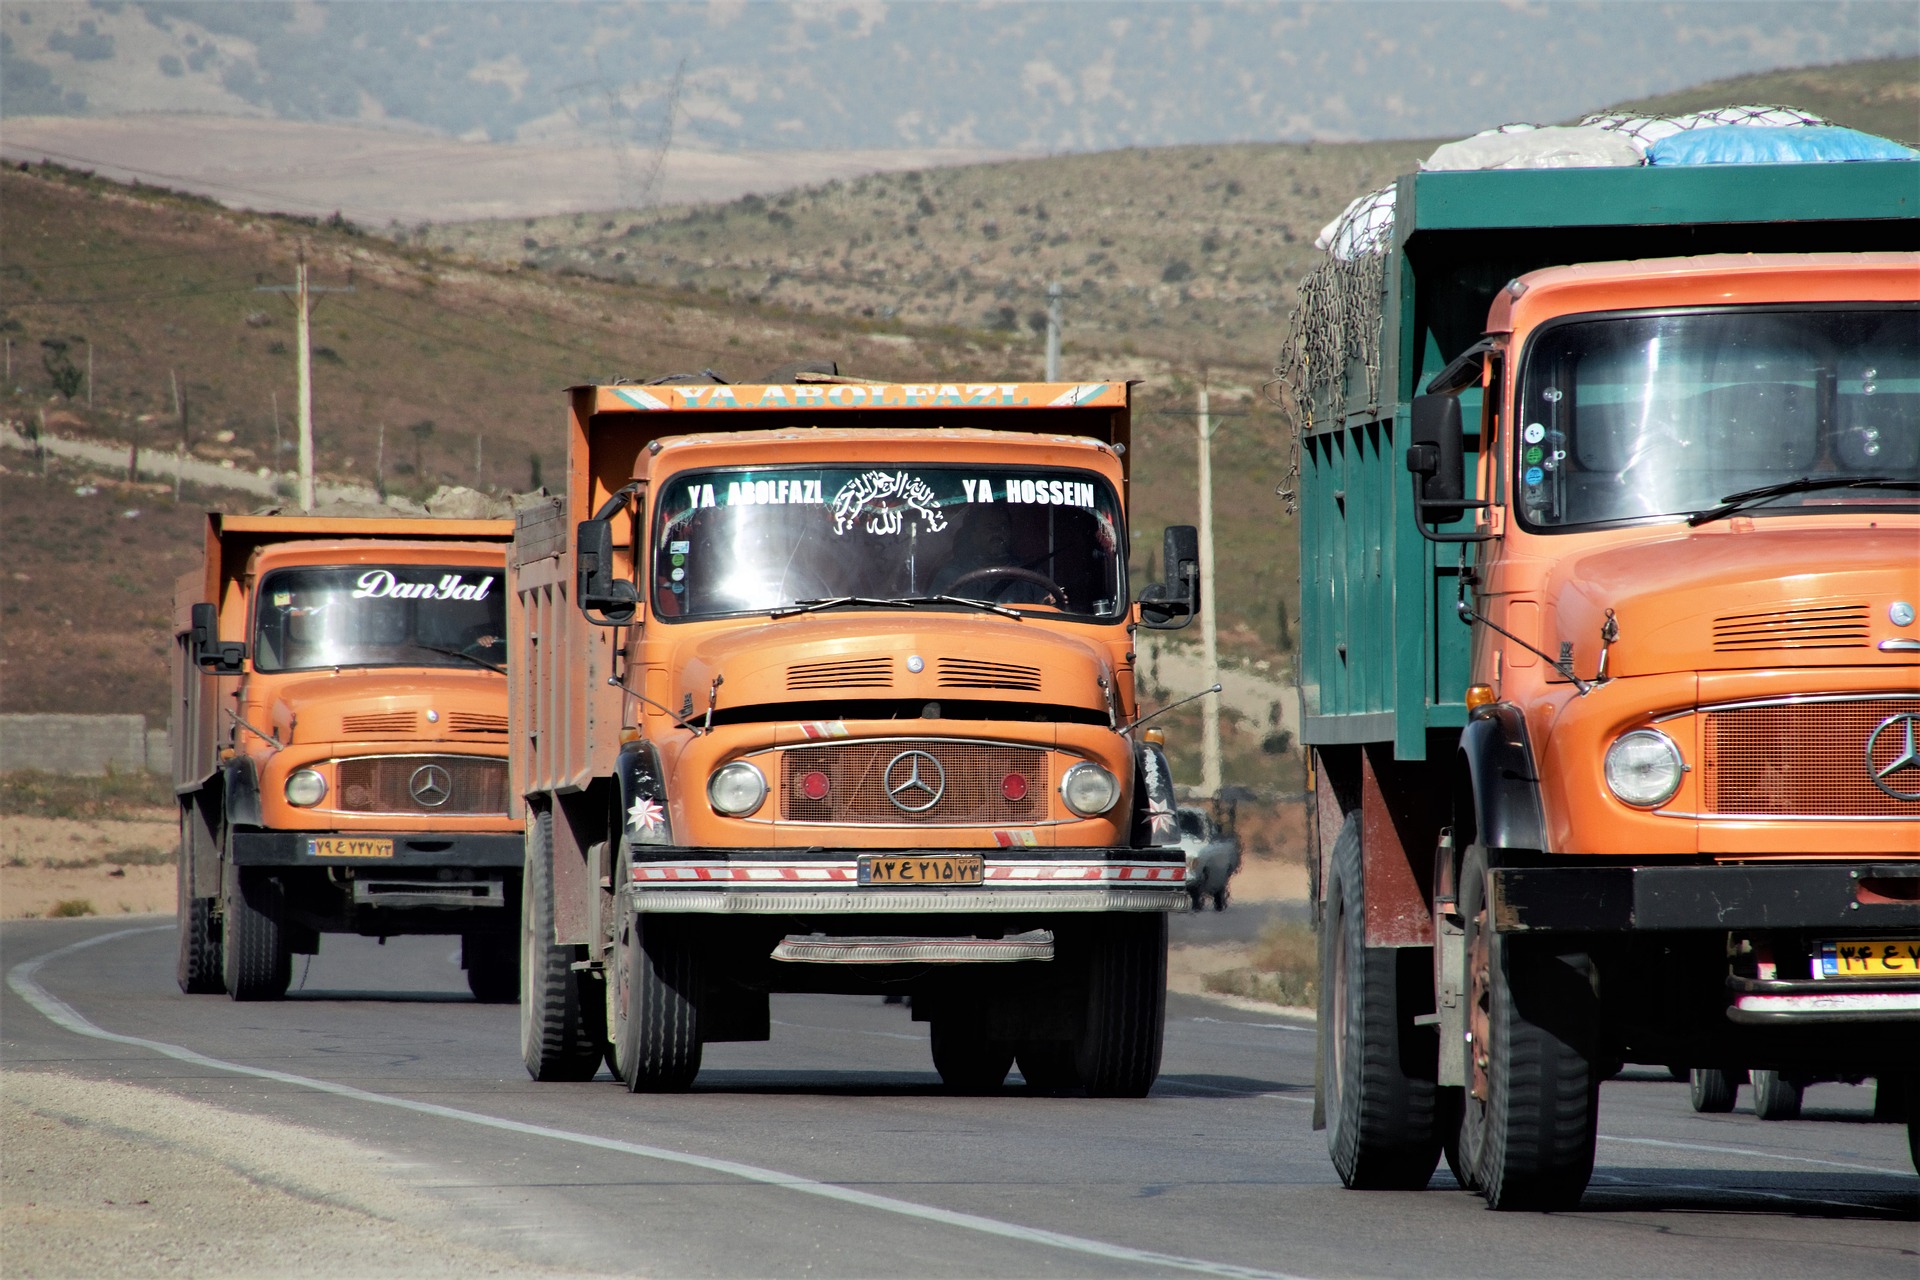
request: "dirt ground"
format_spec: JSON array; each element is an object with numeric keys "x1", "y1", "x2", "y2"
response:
[
  {"x1": 0, "y1": 810, "x2": 178, "y2": 920},
  {"x1": 1, "y1": 1072, "x2": 586, "y2": 1279}
]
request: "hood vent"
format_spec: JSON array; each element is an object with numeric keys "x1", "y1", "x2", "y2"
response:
[
  {"x1": 342, "y1": 711, "x2": 417, "y2": 736},
  {"x1": 938, "y1": 658, "x2": 1043, "y2": 691},
  {"x1": 787, "y1": 657, "x2": 893, "y2": 691},
  {"x1": 1712, "y1": 604, "x2": 1869, "y2": 652},
  {"x1": 448, "y1": 711, "x2": 508, "y2": 734}
]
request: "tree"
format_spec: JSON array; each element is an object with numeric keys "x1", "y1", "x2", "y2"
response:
[
  {"x1": 41, "y1": 339, "x2": 81, "y2": 401},
  {"x1": 408, "y1": 418, "x2": 435, "y2": 480}
]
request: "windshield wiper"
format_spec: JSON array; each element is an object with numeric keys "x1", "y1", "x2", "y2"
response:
[
  {"x1": 891, "y1": 594, "x2": 1024, "y2": 618},
  {"x1": 1687, "y1": 476, "x2": 1920, "y2": 526},
  {"x1": 407, "y1": 642, "x2": 506, "y2": 674},
  {"x1": 768, "y1": 596, "x2": 902, "y2": 619}
]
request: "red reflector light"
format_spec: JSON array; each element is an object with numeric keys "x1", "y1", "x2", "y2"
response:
[
  {"x1": 800, "y1": 771, "x2": 831, "y2": 801},
  {"x1": 1001, "y1": 773, "x2": 1028, "y2": 801}
]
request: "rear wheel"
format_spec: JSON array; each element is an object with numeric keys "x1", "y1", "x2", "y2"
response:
[
  {"x1": 1689, "y1": 1067, "x2": 1743, "y2": 1114},
  {"x1": 611, "y1": 908, "x2": 702, "y2": 1092},
  {"x1": 1458, "y1": 844, "x2": 1598, "y2": 1211},
  {"x1": 464, "y1": 932, "x2": 519, "y2": 1003},
  {"x1": 930, "y1": 1017, "x2": 1013, "y2": 1093},
  {"x1": 1751, "y1": 1070, "x2": 1804, "y2": 1121},
  {"x1": 1324, "y1": 813, "x2": 1441, "y2": 1190},
  {"x1": 221, "y1": 862, "x2": 291, "y2": 1001},
  {"x1": 175, "y1": 806, "x2": 223, "y2": 994},
  {"x1": 519, "y1": 807, "x2": 604, "y2": 1081}
]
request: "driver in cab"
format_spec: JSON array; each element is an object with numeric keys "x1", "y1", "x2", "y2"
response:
[{"x1": 929, "y1": 505, "x2": 1065, "y2": 608}]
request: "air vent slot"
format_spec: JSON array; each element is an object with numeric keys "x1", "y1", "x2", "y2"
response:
[
  {"x1": 786, "y1": 658, "x2": 893, "y2": 691},
  {"x1": 448, "y1": 711, "x2": 508, "y2": 734},
  {"x1": 938, "y1": 658, "x2": 1043, "y2": 691},
  {"x1": 341, "y1": 711, "x2": 417, "y2": 736},
  {"x1": 1713, "y1": 604, "x2": 1869, "y2": 652}
]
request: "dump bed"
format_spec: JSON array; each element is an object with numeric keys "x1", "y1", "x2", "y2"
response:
[{"x1": 1292, "y1": 159, "x2": 1920, "y2": 760}]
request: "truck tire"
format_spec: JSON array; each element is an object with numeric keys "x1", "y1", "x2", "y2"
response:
[
  {"x1": 1458, "y1": 843, "x2": 1597, "y2": 1211},
  {"x1": 520, "y1": 807, "x2": 604, "y2": 1081},
  {"x1": 221, "y1": 863, "x2": 291, "y2": 1001},
  {"x1": 1072, "y1": 912, "x2": 1167, "y2": 1097},
  {"x1": 175, "y1": 809, "x2": 223, "y2": 994},
  {"x1": 610, "y1": 908, "x2": 702, "y2": 1092},
  {"x1": 1324, "y1": 813, "x2": 1441, "y2": 1190},
  {"x1": 931, "y1": 1017, "x2": 1013, "y2": 1093},
  {"x1": 1014, "y1": 1041, "x2": 1079, "y2": 1092},
  {"x1": 1689, "y1": 1067, "x2": 1743, "y2": 1113},
  {"x1": 1751, "y1": 1070, "x2": 1804, "y2": 1121},
  {"x1": 464, "y1": 932, "x2": 519, "y2": 1004}
]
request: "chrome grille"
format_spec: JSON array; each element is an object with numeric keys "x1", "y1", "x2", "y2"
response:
[
  {"x1": 1702, "y1": 698, "x2": 1920, "y2": 817},
  {"x1": 778, "y1": 740, "x2": 1046, "y2": 824},
  {"x1": 787, "y1": 658, "x2": 892, "y2": 691},
  {"x1": 938, "y1": 658, "x2": 1042, "y2": 691},
  {"x1": 1712, "y1": 604, "x2": 1869, "y2": 652},
  {"x1": 335, "y1": 755, "x2": 509, "y2": 815},
  {"x1": 341, "y1": 711, "x2": 416, "y2": 736},
  {"x1": 447, "y1": 711, "x2": 508, "y2": 734}
]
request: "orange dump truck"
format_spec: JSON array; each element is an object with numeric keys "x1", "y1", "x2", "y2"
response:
[
  {"x1": 511, "y1": 376, "x2": 1197, "y2": 1093},
  {"x1": 173, "y1": 514, "x2": 521, "y2": 1000}
]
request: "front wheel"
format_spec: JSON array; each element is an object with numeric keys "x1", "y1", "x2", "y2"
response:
[
  {"x1": 1751, "y1": 1070, "x2": 1804, "y2": 1121},
  {"x1": 1072, "y1": 913, "x2": 1167, "y2": 1097},
  {"x1": 930, "y1": 1017, "x2": 1013, "y2": 1093},
  {"x1": 610, "y1": 908, "x2": 702, "y2": 1092},
  {"x1": 221, "y1": 863, "x2": 291, "y2": 1001},
  {"x1": 1458, "y1": 844, "x2": 1598, "y2": 1211}
]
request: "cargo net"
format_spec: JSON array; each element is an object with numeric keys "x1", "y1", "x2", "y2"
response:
[{"x1": 1267, "y1": 103, "x2": 1831, "y2": 512}]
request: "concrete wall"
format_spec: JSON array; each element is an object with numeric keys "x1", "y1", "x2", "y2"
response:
[{"x1": 0, "y1": 714, "x2": 168, "y2": 776}]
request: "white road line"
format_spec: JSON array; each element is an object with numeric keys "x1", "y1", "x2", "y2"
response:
[
  {"x1": 1595, "y1": 1133, "x2": 1912, "y2": 1178},
  {"x1": 9, "y1": 927, "x2": 1311, "y2": 1280},
  {"x1": 770, "y1": 1017, "x2": 924, "y2": 1042},
  {"x1": 1188, "y1": 1017, "x2": 1313, "y2": 1035}
]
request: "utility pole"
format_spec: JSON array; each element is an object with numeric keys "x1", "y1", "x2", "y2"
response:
[
  {"x1": 474, "y1": 432, "x2": 484, "y2": 490},
  {"x1": 1197, "y1": 381, "x2": 1222, "y2": 798},
  {"x1": 85, "y1": 340, "x2": 93, "y2": 409},
  {"x1": 1044, "y1": 281, "x2": 1062, "y2": 381},
  {"x1": 257, "y1": 244, "x2": 351, "y2": 511}
]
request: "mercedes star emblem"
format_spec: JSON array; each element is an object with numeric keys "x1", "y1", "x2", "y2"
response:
[
  {"x1": 1865, "y1": 712, "x2": 1920, "y2": 803},
  {"x1": 409, "y1": 763, "x2": 454, "y2": 808},
  {"x1": 884, "y1": 749, "x2": 946, "y2": 813}
]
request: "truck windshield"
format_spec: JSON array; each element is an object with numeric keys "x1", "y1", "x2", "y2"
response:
[
  {"x1": 651, "y1": 465, "x2": 1124, "y2": 620},
  {"x1": 252, "y1": 566, "x2": 506, "y2": 672},
  {"x1": 1516, "y1": 306, "x2": 1918, "y2": 529}
]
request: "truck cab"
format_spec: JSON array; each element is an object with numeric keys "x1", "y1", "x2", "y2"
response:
[{"x1": 174, "y1": 516, "x2": 522, "y2": 1000}]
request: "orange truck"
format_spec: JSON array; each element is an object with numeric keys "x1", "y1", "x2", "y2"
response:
[
  {"x1": 510, "y1": 375, "x2": 1196, "y2": 1093},
  {"x1": 1288, "y1": 157, "x2": 1920, "y2": 1206},
  {"x1": 173, "y1": 514, "x2": 521, "y2": 1001}
]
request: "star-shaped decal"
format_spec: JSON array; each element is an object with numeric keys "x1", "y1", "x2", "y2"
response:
[
  {"x1": 627, "y1": 796, "x2": 666, "y2": 834},
  {"x1": 1147, "y1": 805, "x2": 1177, "y2": 836}
]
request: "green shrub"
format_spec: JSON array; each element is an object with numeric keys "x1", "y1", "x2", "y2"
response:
[{"x1": 47, "y1": 898, "x2": 97, "y2": 918}]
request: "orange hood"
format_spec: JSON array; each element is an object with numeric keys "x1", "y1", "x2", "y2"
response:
[
  {"x1": 262, "y1": 667, "x2": 507, "y2": 747},
  {"x1": 1546, "y1": 525, "x2": 1920, "y2": 680}
]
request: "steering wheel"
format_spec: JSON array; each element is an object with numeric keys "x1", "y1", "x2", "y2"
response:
[{"x1": 945, "y1": 566, "x2": 1069, "y2": 607}]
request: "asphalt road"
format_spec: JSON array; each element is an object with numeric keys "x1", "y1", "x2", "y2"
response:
[{"x1": 5, "y1": 915, "x2": 1915, "y2": 1279}]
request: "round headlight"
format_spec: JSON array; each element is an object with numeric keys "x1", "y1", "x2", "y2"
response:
[
  {"x1": 285, "y1": 768, "x2": 328, "y2": 807},
  {"x1": 1060, "y1": 762, "x2": 1119, "y2": 817},
  {"x1": 708, "y1": 760, "x2": 767, "y2": 816},
  {"x1": 1604, "y1": 729, "x2": 1684, "y2": 808}
]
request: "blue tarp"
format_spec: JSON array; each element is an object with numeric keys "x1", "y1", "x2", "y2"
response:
[{"x1": 1648, "y1": 125, "x2": 1918, "y2": 166}]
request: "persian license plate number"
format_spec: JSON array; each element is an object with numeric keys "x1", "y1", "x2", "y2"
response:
[
  {"x1": 858, "y1": 854, "x2": 984, "y2": 886},
  {"x1": 1816, "y1": 939, "x2": 1920, "y2": 979},
  {"x1": 307, "y1": 837, "x2": 394, "y2": 859}
]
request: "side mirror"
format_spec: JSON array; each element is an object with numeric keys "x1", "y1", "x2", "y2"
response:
[
  {"x1": 190, "y1": 602, "x2": 246, "y2": 674},
  {"x1": 1407, "y1": 393, "x2": 1465, "y2": 524},
  {"x1": 1138, "y1": 524, "x2": 1200, "y2": 630},
  {"x1": 576, "y1": 518, "x2": 639, "y2": 626}
]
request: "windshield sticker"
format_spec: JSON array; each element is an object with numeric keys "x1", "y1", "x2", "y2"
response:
[
  {"x1": 726, "y1": 477, "x2": 825, "y2": 506},
  {"x1": 348, "y1": 570, "x2": 496, "y2": 602},
  {"x1": 1523, "y1": 423, "x2": 1546, "y2": 444},
  {"x1": 831, "y1": 471, "x2": 947, "y2": 536}
]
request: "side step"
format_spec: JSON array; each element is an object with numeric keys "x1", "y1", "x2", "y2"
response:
[{"x1": 770, "y1": 930, "x2": 1054, "y2": 964}]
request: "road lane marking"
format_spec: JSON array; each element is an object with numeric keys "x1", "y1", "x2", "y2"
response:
[
  {"x1": 10, "y1": 927, "x2": 1312, "y2": 1280},
  {"x1": 1595, "y1": 1134, "x2": 1912, "y2": 1177}
]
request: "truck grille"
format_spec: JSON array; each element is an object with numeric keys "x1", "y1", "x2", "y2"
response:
[
  {"x1": 1702, "y1": 698, "x2": 1920, "y2": 817},
  {"x1": 1712, "y1": 604, "x2": 1869, "y2": 652},
  {"x1": 778, "y1": 740, "x2": 1047, "y2": 825},
  {"x1": 335, "y1": 755, "x2": 509, "y2": 815}
]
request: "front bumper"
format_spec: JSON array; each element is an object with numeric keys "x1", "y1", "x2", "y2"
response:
[
  {"x1": 229, "y1": 831, "x2": 524, "y2": 868},
  {"x1": 1490, "y1": 861, "x2": 1919, "y2": 933},
  {"x1": 626, "y1": 847, "x2": 1187, "y2": 914}
]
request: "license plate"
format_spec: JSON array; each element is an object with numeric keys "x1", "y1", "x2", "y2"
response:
[
  {"x1": 306, "y1": 837, "x2": 394, "y2": 859},
  {"x1": 1815, "y1": 939, "x2": 1920, "y2": 979},
  {"x1": 857, "y1": 854, "x2": 984, "y2": 886}
]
